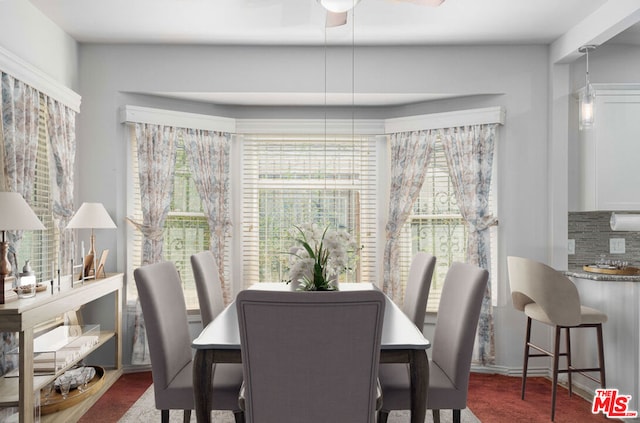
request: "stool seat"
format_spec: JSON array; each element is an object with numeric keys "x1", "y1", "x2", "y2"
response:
[{"x1": 524, "y1": 303, "x2": 608, "y2": 326}]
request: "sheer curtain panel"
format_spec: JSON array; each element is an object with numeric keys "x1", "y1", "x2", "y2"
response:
[
  {"x1": 1, "y1": 72, "x2": 40, "y2": 271},
  {"x1": 47, "y1": 97, "x2": 76, "y2": 272},
  {"x1": 440, "y1": 123, "x2": 498, "y2": 365},
  {"x1": 383, "y1": 130, "x2": 435, "y2": 303},
  {"x1": 128, "y1": 122, "x2": 178, "y2": 365},
  {"x1": 184, "y1": 129, "x2": 233, "y2": 304}
]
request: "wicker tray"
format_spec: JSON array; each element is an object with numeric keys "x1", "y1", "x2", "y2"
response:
[
  {"x1": 40, "y1": 366, "x2": 105, "y2": 415},
  {"x1": 583, "y1": 265, "x2": 640, "y2": 275}
]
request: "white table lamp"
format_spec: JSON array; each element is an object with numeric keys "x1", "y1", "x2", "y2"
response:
[
  {"x1": 0, "y1": 192, "x2": 46, "y2": 303},
  {"x1": 66, "y1": 203, "x2": 117, "y2": 276}
]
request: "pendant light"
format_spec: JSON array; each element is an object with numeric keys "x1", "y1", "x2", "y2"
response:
[
  {"x1": 319, "y1": 0, "x2": 361, "y2": 13},
  {"x1": 578, "y1": 45, "x2": 596, "y2": 130}
]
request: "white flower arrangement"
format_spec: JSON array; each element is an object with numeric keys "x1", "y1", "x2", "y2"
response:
[{"x1": 287, "y1": 223, "x2": 359, "y2": 291}]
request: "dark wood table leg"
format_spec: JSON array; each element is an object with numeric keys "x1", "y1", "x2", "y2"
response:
[
  {"x1": 193, "y1": 349, "x2": 214, "y2": 423},
  {"x1": 409, "y1": 349, "x2": 429, "y2": 423}
]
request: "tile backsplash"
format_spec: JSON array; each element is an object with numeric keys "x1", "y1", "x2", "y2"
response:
[{"x1": 568, "y1": 211, "x2": 640, "y2": 268}]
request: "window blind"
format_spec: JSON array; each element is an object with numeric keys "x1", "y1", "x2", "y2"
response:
[
  {"x1": 18, "y1": 93, "x2": 55, "y2": 281},
  {"x1": 126, "y1": 124, "x2": 143, "y2": 306},
  {"x1": 241, "y1": 134, "x2": 377, "y2": 288}
]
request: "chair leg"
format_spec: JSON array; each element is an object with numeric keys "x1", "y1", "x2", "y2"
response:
[
  {"x1": 521, "y1": 317, "x2": 533, "y2": 399},
  {"x1": 183, "y1": 409, "x2": 191, "y2": 423},
  {"x1": 161, "y1": 410, "x2": 169, "y2": 423},
  {"x1": 432, "y1": 409, "x2": 441, "y2": 423},
  {"x1": 377, "y1": 410, "x2": 390, "y2": 423},
  {"x1": 233, "y1": 410, "x2": 245, "y2": 423},
  {"x1": 565, "y1": 327, "x2": 573, "y2": 397},
  {"x1": 551, "y1": 325, "x2": 561, "y2": 422},
  {"x1": 453, "y1": 409, "x2": 461, "y2": 423},
  {"x1": 596, "y1": 323, "x2": 606, "y2": 388}
]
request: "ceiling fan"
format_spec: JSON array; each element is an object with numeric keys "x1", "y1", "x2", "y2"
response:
[{"x1": 319, "y1": 0, "x2": 446, "y2": 27}]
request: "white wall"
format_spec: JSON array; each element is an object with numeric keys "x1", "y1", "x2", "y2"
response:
[
  {"x1": 76, "y1": 43, "x2": 551, "y2": 369},
  {"x1": 0, "y1": 0, "x2": 78, "y2": 90}
]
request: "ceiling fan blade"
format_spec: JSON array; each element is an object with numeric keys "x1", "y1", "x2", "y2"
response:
[{"x1": 326, "y1": 11, "x2": 348, "y2": 27}]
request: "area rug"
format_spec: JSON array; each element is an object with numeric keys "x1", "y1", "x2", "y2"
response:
[{"x1": 118, "y1": 385, "x2": 479, "y2": 423}]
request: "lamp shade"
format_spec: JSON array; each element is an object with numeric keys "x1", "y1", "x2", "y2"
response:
[
  {"x1": 66, "y1": 203, "x2": 117, "y2": 229},
  {"x1": 0, "y1": 192, "x2": 46, "y2": 231}
]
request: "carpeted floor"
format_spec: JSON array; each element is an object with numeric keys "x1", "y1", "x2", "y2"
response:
[
  {"x1": 117, "y1": 385, "x2": 479, "y2": 423},
  {"x1": 467, "y1": 373, "x2": 616, "y2": 423},
  {"x1": 81, "y1": 371, "x2": 615, "y2": 422}
]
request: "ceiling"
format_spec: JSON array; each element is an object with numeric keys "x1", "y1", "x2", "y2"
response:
[
  {"x1": 27, "y1": 0, "x2": 640, "y2": 107},
  {"x1": 30, "y1": 0, "x2": 616, "y2": 46}
]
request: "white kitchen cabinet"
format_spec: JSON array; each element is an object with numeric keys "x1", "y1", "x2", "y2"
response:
[{"x1": 578, "y1": 84, "x2": 640, "y2": 211}]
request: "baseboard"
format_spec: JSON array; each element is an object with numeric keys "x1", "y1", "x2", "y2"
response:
[
  {"x1": 470, "y1": 364, "x2": 549, "y2": 377},
  {"x1": 122, "y1": 364, "x2": 152, "y2": 374}
]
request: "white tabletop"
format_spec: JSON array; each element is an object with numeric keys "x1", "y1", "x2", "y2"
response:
[{"x1": 192, "y1": 282, "x2": 430, "y2": 351}]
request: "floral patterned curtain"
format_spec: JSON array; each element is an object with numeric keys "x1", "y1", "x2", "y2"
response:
[
  {"x1": 0, "y1": 73, "x2": 40, "y2": 377},
  {"x1": 184, "y1": 129, "x2": 232, "y2": 304},
  {"x1": 47, "y1": 98, "x2": 76, "y2": 274},
  {"x1": 440, "y1": 123, "x2": 498, "y2": 365},
  {"x1": 383, "y1": 130, "x2": 436, "y2": 303},
  {"x1": 128, "y1": 123, "x2": 178, "y2": 365},
  {"x1": 0, "y1": 73, "x2": 40, "y2": 273}
]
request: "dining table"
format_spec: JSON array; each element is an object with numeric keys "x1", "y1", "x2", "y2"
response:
[{"x1": 191, "y1": 282, "x2": 431, "y2": 423}]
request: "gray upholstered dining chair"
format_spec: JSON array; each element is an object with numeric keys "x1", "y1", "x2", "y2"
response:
[
  {"x1": 400, "y1": 252, "x2": 437, "y2": 328},
  {"x1": 378, "y1": 261, "x2": 489, "y2": 423},
  {"x1": 134, "y1": 261, "x2": 244, "y2": 423},
  {"x1": 236, "y1": 289, "x2": 386, "y2": 423},
  {"x1": 507, "y1": 256, "x2": 607, "y2": 422},
  {"x1": 378, "y1": 252, "x2": 435, "y2": 420},
  {"x1": 190, "y1": 250, "x2": 228, "y2": 327}
]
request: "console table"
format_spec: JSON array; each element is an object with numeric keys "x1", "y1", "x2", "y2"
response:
[{"x1": 0, "y1": 273, "x2": 123, "y2": 423}]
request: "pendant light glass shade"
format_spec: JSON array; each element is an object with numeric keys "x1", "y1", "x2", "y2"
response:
[
  {"x1": 579, "y1": 82, "x2": 595, "y2": 130},
  {"x1": 578, "y1": 45, "x2": 596, "y2": 130}
]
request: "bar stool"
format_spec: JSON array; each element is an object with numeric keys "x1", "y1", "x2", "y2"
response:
[{"x1": 507, "y1": 256, "x2": 607, "y2": 422}]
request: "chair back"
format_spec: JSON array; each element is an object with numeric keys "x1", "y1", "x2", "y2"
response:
[
  {"x1": 431, "y1": 262, "x2": 489, "y2": 395},
  {"x1": 402, "y1": 252, "x2": 436, "y2": 329},
  {"x1": 507, "y1": 256, "x2": 581, "y2": 326},
  {"x1": 133, "y1": 261, "x2": 193, "y2": 402},
  {"x1": 191, "y1": 250, "x2": 226, "y2": 326},
  {"x1": 236, "y1": 289, "x2": 386, "y2": 423}
]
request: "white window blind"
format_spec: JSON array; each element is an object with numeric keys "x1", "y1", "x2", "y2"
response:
[
  {"x1": 18, "y1": 93, "x2": 55, "y2": 281},
  {"x1": 241, "y1": 134, "x2": 377, "y2": 288},
  {"x1": 126, "y1": 125, "x2": 143, "y2": 307}
]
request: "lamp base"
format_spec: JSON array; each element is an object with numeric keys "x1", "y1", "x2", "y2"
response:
[
  {"x1": 0, "y1": 241, "x2": 12, "y2": 304},
  {"x1": 0, "y1": 275, "x2": 19, "y2": 304}
]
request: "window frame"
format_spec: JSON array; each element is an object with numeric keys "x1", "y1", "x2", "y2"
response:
[{"x1": 240, "y1": 133, "x2": 379, "y2": 289}]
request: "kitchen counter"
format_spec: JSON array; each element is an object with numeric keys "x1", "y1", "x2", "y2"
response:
[
  {"x1": 564, "y1": 267, "x2": 640, "y2": 282},
  {"x1": 565, "y1": 271, "x2": 640, "y2": 420}
]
